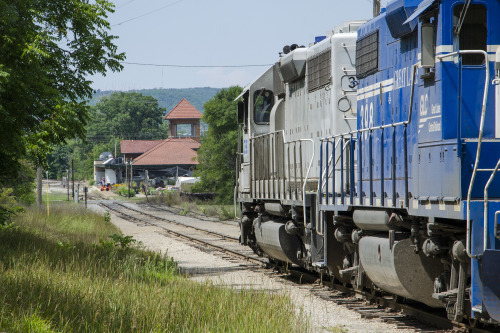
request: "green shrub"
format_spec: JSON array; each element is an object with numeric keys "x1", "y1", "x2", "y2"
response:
[
  {"x1": 115, "y1": 186, "x2": 135, "y2": 197},
  {"x1": 0, "y1": 206, "x2": 304, "y2": 332}
]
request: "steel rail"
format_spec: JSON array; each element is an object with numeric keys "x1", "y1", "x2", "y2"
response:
[
  {"x1": 99, "y1": 202, "x2": 265, "y2": 266},
  {"x1": 143, "y1": 202, "x2": 232, "y2": 224},
  {"x1": 101, "y1": 202, "x2": 239, "y2": 242}
]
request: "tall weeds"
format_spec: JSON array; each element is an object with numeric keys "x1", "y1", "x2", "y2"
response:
[{"x1": 0, "y1": 206, "x2": 304, "y2": 332}]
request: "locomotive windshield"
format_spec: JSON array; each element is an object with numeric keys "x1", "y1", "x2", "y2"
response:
[
  {"x1": 253, "y1": 89, "x2": 273, "y2": 124},
  {"x1": 453, "y1": 4, "x2": 487, "y2": 66}
]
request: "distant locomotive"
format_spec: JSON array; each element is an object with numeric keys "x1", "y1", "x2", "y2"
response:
[{"x1": 236, "y1": 0, "x2": 500, "y2": 327}]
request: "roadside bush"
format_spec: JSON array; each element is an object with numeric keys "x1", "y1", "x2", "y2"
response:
[{"x1": 115, "y1": 186, "x2": 135, "y2": 197}]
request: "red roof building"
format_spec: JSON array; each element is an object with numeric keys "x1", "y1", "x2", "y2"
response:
[
  {"x1": 164, "y1": 98, "x2": 203, "y2": 142},
  {"x1": 121, "y1": 140, "x2": 162, "y2": 160},
  {"x1": 133, "y1": 138, "x2": 200, "y2": 167}
]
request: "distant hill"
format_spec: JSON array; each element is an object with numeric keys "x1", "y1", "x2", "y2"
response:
[{"x1": 89, "y1": 87, "x2": 221, "y2": 115}]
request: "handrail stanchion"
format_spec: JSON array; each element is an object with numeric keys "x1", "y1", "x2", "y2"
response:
[
  {"x1": 404, "y1": 125, "x2": 409, "y2": 208},
  {"x1": 392, "y1": 126, "x2": 396, "y2": 207},
  {"x1": 341, "y1": 136, "x2": 345, "y2": 205},
  {"x1": 349, "y1": 134, "x2": 355, "y2": 202},
  {"x1": 381, "y1": 128, "x2": 385, "y2": 207},
  {"x1": 359, "y1": 134, "x2": 363, "y2": 204},
  {"x1": 332, "y1": 139, "x2": 336, "y2": 203},
  {"x1": 369, "y1": 131, "x2": 373, "y2": 206},
  {"x1": 319, "y1": 141, "x2": 323, "y2": 206},
  {"x1": 484, "y1": 158, "x2": 500, "y2": 252},
  {"x1": 325, "y1": 141, "x2": 329, "y2": 205}
]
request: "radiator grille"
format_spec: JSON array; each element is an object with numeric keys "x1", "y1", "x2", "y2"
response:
[{"x1": 356, "y1": 31, "x2": 379, "y2": 79}]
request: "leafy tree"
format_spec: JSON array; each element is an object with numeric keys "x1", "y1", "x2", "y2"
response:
[
  {"x1": 193, "y1": 86, "x2": 242, "y2": 203},
  {"x1": 87, "y1": 92, "x2": 167, "y2": 141},
  {"x1": 0, "y1": 0, "x2": 124, "y2": 211},
  {"x1": 89, "y1": 87, "x2": 220, "y2": 115},
  {"x1": 48, "y1": 92, "x2": 167, "y2": 180}
]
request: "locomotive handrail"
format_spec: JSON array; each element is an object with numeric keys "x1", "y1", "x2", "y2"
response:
[
  {"x1": 483, "y1": 158, "x2": 500, "y2": 251},
  {"x1": 319, "y1": 64, "x2": 417, "y2": 210},
  {"x1": 300, "y1": 139, "x2": 315, "y2": 227},
  {"x1": 320, "y1": 139, "x2": 344, "y2": 189},
  {"x1": 250, "y1": 130, "x2": 315, "y2": 225},
  {"x1": 438, "y1": 50, "x2": 490, "y2": 259}
]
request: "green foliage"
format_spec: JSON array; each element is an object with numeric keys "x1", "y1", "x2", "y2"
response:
[
  {"x1": 87, "y1": 92, "x2": 167, "y2": 141},
  {"x1": 57, "y1": 241, "x2": 76, "y2": 251},
  {"x1": 103, "y1": 211, "x2": 111, "y2": 224},
  {"x1": 89, "y1": 87, "x2": 220, "y2": 115},
  {"x1": 0, "y1": 206, "x2": 303, "y2": 332},
  {"x1": 108, "y1": 234, "x2": 137, "y2": 250},
  {"x1": 0, "y1": 0, "x2": 124, "y2": 171},
  {"x1": 0, "y1": 160, "x2": 36, "y2": 206},
  {"x1": 47, "y1": 92, "x2": 169, "y2": 180},
  {"x1": 115, "y1": 186, "x2": 135, "y2": 197},
  {"x1": 217, "y1": 205, "x2": 234, "y2": 220},
  {"x1": 0, "y1": 188, "x2": 25, "y2": 225},
  {"x1": 193, "y1": 86, "x2": 242, "y2": 203}
]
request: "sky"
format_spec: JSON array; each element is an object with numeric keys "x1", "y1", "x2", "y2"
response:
[{"x1": 90, "y1": 0, "x2": 387, "y2": 91}]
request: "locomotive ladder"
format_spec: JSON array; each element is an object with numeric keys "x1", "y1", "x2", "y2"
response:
[{"x1": 437, "y1": 50, "x2": 500, "y2": 258}]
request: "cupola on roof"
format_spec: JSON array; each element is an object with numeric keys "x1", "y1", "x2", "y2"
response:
[{"x1": 164, "y1": 98, "x2": 202, "y2": 120}]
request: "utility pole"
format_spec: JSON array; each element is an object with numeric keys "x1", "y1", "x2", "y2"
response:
[
  {"x1": 373, "y1": 0, "x2": 381, "y2": 17},
  {"x1": 46, "y1": 171, "x2": 50, "y2": 216},
  {"x1": 125, "y1": 159, "x2": 128, "y2": 188},
  {"x1": 67, "y1": 169, "x2": 70, "y2": 201},
  {"x1": 36, "y1": 167, "x2": 43, "y2": 208},
  {"x1": 130, "y1": 160, "x2": 133, "y2": 197},
  {"x1": 145, "y1": 170, "x2": 149, "y2": 202},
  {"x1": 71, "y1": 159, "x2": 75, "y2": 200}
]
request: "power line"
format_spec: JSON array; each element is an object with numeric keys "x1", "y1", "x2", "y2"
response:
[
  {"x1": 116, "y1": 0, "x2": 138, "y2": 9},
  {"x1": 112, "y1": 0, "x2": 187, "y2": 27},
  {"x1": 121, "y1": 61, "x2": 273, "y2": 68}
]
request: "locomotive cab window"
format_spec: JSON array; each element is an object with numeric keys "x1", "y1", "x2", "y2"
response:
[
  {"x1": 254, "y1": 89, "x2": 273, "y2": 124},
  {"x1": 453, "y1": 4, "x2": 487, "y2": 66}
]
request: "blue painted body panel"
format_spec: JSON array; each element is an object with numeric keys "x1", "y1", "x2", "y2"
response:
[
  {"x1": 319, "y1": 0, "x2": 500, "y2": 321},
  {"x1": 470, "y1": 201, "x2": 500, "y2": 320},
  {"x1": 481, "y1": 249, "x2": 500, "y2": 322}
]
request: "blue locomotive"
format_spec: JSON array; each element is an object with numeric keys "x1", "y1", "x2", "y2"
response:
[{"x1": 236, "y1": 0, "x2": 500, "y2": 326}]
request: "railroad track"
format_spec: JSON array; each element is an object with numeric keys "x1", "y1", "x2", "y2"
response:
[
  {"x1": 98, "y1": 201, "x2": 264, "y2": 266},
  {"x1": 98, "y1": 201, "x2": 496, "y2": 333},
  {"x1": 140, "y1": 202, "x2": 235, "y2": 224}
]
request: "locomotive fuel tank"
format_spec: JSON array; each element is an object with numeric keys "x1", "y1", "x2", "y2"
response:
[
  {"x1": 358, "y1": 236, "x2": 444, "y2": 308},
  {"x1": 253, "y1": 218, "x2": 302, "y2": 265}
]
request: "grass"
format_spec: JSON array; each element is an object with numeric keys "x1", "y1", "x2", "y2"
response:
[
  {"x1": 0, "y1": 205, "x2": 305, "y2": 332},
  {"x1": 42, "y1": 192, "x2": 72, "y2": 203}
]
